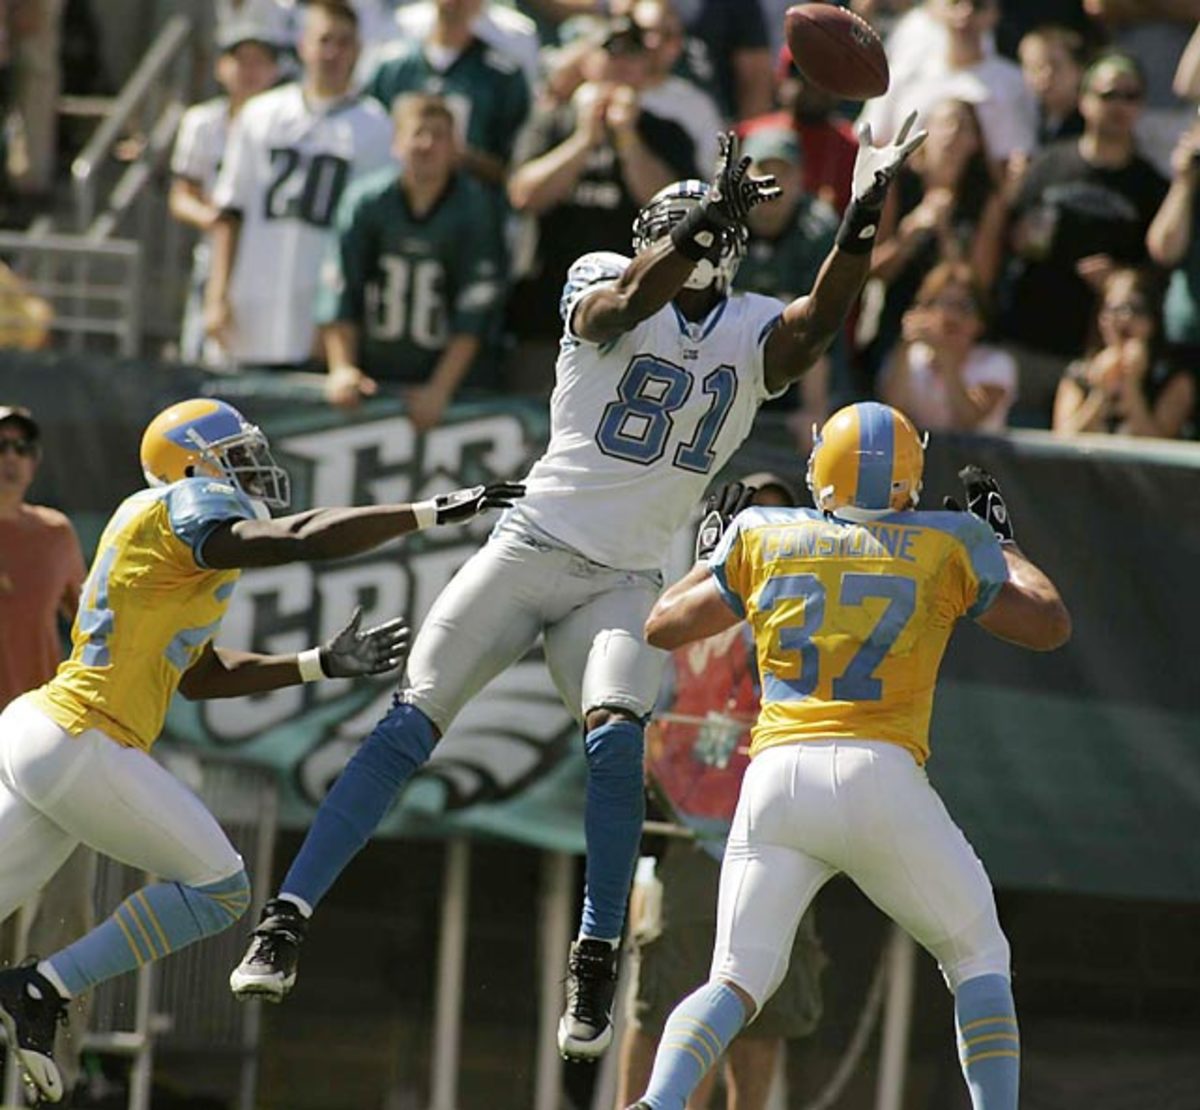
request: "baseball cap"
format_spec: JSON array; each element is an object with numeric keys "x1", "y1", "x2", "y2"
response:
[
  {"x1": 742, "y1": 470, "x2": 799, "y2": 507},
  {"x1": 741, "y1": 127, "x2": 801, "y2": 167},
  {"x1": 216, "y1": 20, "x2": 280, "y2": 54},
  {"x1": 0, "y1": 404, "x2": 39, "y2": 441}
]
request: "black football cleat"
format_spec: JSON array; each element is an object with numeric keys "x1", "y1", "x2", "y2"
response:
[
  {"x1": 0, "y1": 960, "x2": 68, "y2": 1102},
  {"x1": 557, "y1": 938, "x2": 618, "y2": 1060},
  {"x1": 229, "y1": 898, "x2": 308, "y2": 1002}
]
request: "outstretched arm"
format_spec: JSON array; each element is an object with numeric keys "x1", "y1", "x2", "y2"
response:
[
  {"x1": 200, "y1": 483, "x2": 524, "y2": 569},
  {"x1": 178, "y1": 607, "x2": 410, "y2": 699},
  {"x1": 574, "y1": 132, "x2": 781, "y2": 344},
  {"x1": 763, "y1": 113, "x2": 926, "y2": 394}
]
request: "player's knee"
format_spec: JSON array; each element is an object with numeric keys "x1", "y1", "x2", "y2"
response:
[
  {"x1": 582, "y1": 710, "x2": 643, "y2": 772},
  {"x1": 370, "y1": 701, "x2": 439, "y2": 766},
  {"x1": 187, "y1": 868, "x2": 252, "y2": 934},
  {"x1": 935, "y1": 914, "x2": 1012, "y2": 991},
  {"x1": 584, "y1": 705, "x2": 639, "y2": 733}
]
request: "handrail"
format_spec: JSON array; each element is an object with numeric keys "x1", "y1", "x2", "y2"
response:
[{"x1": 71, "y1": 13, "x2": 192, "y2": 230}]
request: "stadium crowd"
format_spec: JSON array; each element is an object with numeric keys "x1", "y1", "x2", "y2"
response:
[{"x1": 146, "y1": 0, "x2": 1200, "y2": 441}]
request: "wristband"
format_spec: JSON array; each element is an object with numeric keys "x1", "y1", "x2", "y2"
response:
[
  {"x1": 669, "y1": 204, "x2": 725, "y2": 262},
  {"x1": 836, "y1": 199, "x2": 882, "y2": 254},
  {"x1": 297, "y1": 647, "x2": 326, "y2": 683},
  {"x1": 411, "y1": 499, "x2": 438, "y2": 530}
]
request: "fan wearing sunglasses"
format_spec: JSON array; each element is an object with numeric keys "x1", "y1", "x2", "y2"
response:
[
  {"x1": 1052, "y1": 267, "x2": 1195, "y2": 438},
  {"x1": 0, "y1": 406, "x2": 86, "y2": 705}
]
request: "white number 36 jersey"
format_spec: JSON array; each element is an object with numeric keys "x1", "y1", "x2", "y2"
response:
[{"x1": 517, "y1": 252, "x2": 786, "y2": 571}]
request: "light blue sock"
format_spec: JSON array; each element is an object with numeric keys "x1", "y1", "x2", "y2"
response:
[
  {"x1": 640, "y1": 981, "x2": 748, "y2": 1110},
  {"x1": 48, "y1": 870, "x2": 250, "y2": 996},
  {"x1": 955, "y1": 973, "x2": 1020, "y2": 1110},
  {"x1": 580, "y1": 718, "x2": 644, "y2": 939},
  {"x1": 282, "y1": 701, "x2": 436, "y2": 908}
]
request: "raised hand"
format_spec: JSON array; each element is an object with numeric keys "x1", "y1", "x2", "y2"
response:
[
  {"x1": 695, "y1": 479, "x2": 758, "y2": 561},
  {"x1": 433, "y1": 481, "x2": 526, "y2": 525},
  {"x1": 852, "y1": 110, "x2": 927, "y2": 209},
  {"x1": 942, "y1": 465, "x2": 1015, "y2": 545},
  {"x1": 707, "y1": 131, "x2": 783, "y2": 226},
  {"x1": 321, "y1": 606, "x2": 411, "y2": 678}
]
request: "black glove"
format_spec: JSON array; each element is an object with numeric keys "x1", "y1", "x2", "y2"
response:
[
  {"x1": 695, "y1": 480, "x2": 757, "y2": 561},
  {"x1": 320, "y1": 606, "x2": 411, "y2": 678},
  {"x1": 942, "y1": 465, "x2": 1014, "y2": 545},
  {"x1": 434, "y1": 481, "x2": 525, "y2": 525},
  {"x1": 671, "y1": 132, "x2": 782, "y2": 260}
]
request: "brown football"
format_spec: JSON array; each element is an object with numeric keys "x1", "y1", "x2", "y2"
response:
[{"x1": 784, "y1": 4, "x2": 889, "y2": 101}]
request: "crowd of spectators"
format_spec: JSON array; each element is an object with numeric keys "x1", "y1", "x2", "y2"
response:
[{"x1": 151, "y1": 0, "x2": 1200, "y2": 442}]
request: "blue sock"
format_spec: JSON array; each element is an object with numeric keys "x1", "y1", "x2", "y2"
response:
[
  {"x1": 48, "y1": 870, "x2": 250, "y2": 995},
  {"x1": 955, "y1": 973, "x2": 1020, "y2": 1110},
  {"x1": 579, "y1": 718, "x2": 644, "y2": 939},
  {"x1": 282, "y1": 702, "x2": 436, "y2": 908},
  {"x1": 641, "y1": 981, "x2": 748, "y2": 1109}
]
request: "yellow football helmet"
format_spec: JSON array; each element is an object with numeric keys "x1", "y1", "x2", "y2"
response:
[
  {"x1": 140, "y1": 398, "x2": 290, "y2": 508},
  {"x1": 807, "y1": 402, "x2": 924, "y2": 515}
]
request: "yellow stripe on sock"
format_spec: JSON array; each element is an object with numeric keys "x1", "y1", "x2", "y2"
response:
[
  {"x1": 134, "y1": 892, "x2": 172, "y2": 956},
  {"x1": 661, "y1": 1039, "x2": 713, "y2": 1072},
  {"x1": 673, "y1": 1016, "x2": 722, "y2": 1060},
  {"x1": 963, "y1": 1032, "x2": 1020, "y2": 1052},
  {"x1": 963, "y1": 1049, "x2": 1021, "y2": 1067},
  {"x1": 960, "y1": 1015, "x2": 1018, "y2": 1034},
  {"x1": 113, "y1": 910, "x2": 147, "y2": 966},
  {"x1": 122, "y1": 900, "x2": 159, "y2": 960}
]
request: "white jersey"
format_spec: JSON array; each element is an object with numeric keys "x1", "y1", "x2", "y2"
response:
[
  {"x1": 171, "y1": 97, "x2": 231, "y2": 195},
  {"x1": 211, "y1": 82, "x2": 394, "y2": 365},
  {"x1": 516, "y1": 252, "x2": 784, "y2": 572}
]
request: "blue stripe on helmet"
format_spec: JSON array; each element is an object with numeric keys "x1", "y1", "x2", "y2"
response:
[
  {"x1": 163, "y1": 402, "x2": 243, "y2": 449},
  {"x1": 854, "y1": 402, "x2": 895, "y2": 510}
]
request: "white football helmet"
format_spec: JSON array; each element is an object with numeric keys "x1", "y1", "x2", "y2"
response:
[{"x1": 631, "y1": 179, "x2": 747, "y2": 292}]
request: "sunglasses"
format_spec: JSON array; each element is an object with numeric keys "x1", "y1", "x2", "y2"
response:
[
  {"x1": 1100, "y1": 301, "x2": 1149, "y2": 319},
  {"x1": 1092, "y1": 87, "x2": 1142, "y2": 103},
  {"x1": 922, "y1": 295, "x2": 979, "y2": 314},
  {"x1": 0, "y1": 438, "x2": 36, "y2": 457}
]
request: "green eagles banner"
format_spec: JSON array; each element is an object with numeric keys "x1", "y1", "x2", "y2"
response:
[{"x1": 4, "y1": 352, "x2": 1200, "y2": 900}]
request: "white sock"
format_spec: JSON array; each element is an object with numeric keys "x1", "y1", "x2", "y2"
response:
[
  {"x1": 36, "y1": 960, "x2": 72, "y2": 1000},
  {"x1": 578, "y1": 934, "x2": 619, "y2": 949},
  {"x1": 278, "y1": 892, "x2": 313, "y2": 918}
]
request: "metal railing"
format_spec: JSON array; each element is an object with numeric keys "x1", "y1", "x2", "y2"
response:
[
  {"x1": 71, "y1": 14, "x2": 192, "y2": 235},
  {"x1": 0, "y1": 13, "x2": 198, "y2": 358},
  {"x1": 0, "y1": 231, "x2": 142, "y2": 356}
]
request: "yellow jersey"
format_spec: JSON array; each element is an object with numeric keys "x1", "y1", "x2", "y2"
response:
[
  {"x1": 708, "y1": 506, "x2": 1008, "y2": 765},
  {"x1": 29, "y1": 478, "x2": 255, "y2": 751}
]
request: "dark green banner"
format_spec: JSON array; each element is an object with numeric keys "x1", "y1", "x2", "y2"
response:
[{"x1": 4, "y1": 351, "x2": 1199, "y2": 900}]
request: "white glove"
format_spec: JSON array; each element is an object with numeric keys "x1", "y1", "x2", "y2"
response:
[{"x1": 852, "y1": 110, "x2": 927, "y2": 208}]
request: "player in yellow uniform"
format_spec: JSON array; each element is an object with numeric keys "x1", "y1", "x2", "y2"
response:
[
  {"x1": 0, "y1": 397, "x2": 521, "y2": 1103},
  {"x1": 627, "y1": 401, "x2": 1071, "y2": 1110}
]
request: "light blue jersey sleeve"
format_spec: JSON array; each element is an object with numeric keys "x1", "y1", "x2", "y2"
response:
[
  {"x1": 705, "y1": 509, "x2": 767, "y2": 620},
  {"x1": 924, "y1": 511, "x2": 1009, "y2": 618},
  {"x1": 560, "y1": 251, "x2": 631, "y2": 343},
  {"x1": 167, "y1": 478, "x2": 256, "y2": 568}
]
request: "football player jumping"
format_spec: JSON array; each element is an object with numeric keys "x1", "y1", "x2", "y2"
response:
[
  {"x1": 626, "y1": 404, "x2": 1071, "y2": 1110},
  {"x1": 0, "y1": 398, "x2": 520, "y2": 1102},
  {"x1": 231, "y1": 117, "x2": 926, "y2": 1061}
]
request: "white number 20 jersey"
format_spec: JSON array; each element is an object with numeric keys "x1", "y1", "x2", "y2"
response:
[{"x1": 517, "y1": 252, "x2": 786, "y2": 571}]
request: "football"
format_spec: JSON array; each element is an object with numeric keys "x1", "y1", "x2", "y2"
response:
[{"x1": 784, "y1": 4, "x2": 890, "y2": 101}]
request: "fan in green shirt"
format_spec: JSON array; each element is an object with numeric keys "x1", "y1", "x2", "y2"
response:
[
  {"x1": 316, "y1": 93, "x2": 506, "y2": 428},
  {"x1": 363, "y1": 0, "x2": 530, "y2": 189}
]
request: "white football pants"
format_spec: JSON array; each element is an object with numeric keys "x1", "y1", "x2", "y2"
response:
[
  {"x1": 713, "y1": 739, "x2": 1010, "y2": 1009},
  {"x1": 0, "y1": 697, "x2": 244, "y2": 924},
  {"x1": 402, "y1": 517, "x2": 666, "y2": 731}
]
